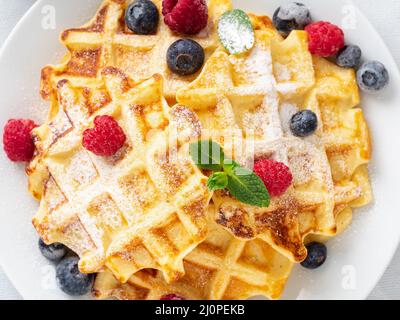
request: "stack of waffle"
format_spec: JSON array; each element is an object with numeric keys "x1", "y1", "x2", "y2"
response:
[{"x1": 27, "y1": 0, "x2": 372, "y2": 300}]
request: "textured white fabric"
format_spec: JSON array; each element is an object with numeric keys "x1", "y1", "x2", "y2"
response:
[{"x1": 0, "y1": 0, "x2": 399, "y2": 300}]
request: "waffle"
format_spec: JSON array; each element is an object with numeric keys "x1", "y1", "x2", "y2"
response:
[
  {"x1": 28, "y1": 69, "x2": 212, "y2": 283},
  {"x1": 302, "y1": 57, "x2": 373, "y2": 243},
  {"x1": 177, "y1": 26, "x2": 372, "y2": 262},
  {"x1": 27, "y1": 0, "x2": 373, "y2": 300},
  {"x1": 177, "y1": 24, "x2": 330, "y2": 262},
  {"x1": 40, "y1": 0, "x2": 233, "y2": 104},
  {"x1": 93, "y1": 206, "x2": 293, "y2": 300},
  {"x1": 270, "y1": 32, "x2": 372, "y2": 241}
]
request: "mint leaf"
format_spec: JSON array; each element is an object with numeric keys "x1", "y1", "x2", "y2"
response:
[
  {"x1": 189, "y1": 140, "x2": 225, "y2": 171},
  {"x1": 218, "y1": 9, "x2": 255, "y2": 55},
  {"x1": 189, "y1": 140, "x2": 270, "y2": 208},
  {"x1": 226, "y1": 166, "x2": 270, "y2": 207},
  {"x1": 207, "y1": 172, "x2": 229, "y2": 191},
  {"x1": 222, "y1": 159, "x2": 241, "y2": 173}
]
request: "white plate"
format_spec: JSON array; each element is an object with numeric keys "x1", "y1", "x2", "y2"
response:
[{"x1": 0, "y1": 0, "x2": 399, "y2": 300}]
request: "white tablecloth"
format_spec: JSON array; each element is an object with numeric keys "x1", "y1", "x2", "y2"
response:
[{"x1": 0, "y1": 0, "x2": 399, "y2": 300}]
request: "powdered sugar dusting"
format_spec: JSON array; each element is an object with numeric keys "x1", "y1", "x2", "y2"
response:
[
  {"x1": 67, "y1": 151, "x2": 98, "y2": 188},
  {"x1": 218, "y1": 10, "x2": 255, "y2": 54},
  {"x1": 276, "y1": 82, "x2": 299, "y2": 95},
  {"x1": 230, "y1": 45, "x2": 275, "y2": 92},
  {"x1": 225, "y1": 41, "x2": 335, "y2": 206},
  {"x1": 280, "y1": 103, "x2": 298, "y2": 134},
  {"x1": 229, "y1": 46, "x2": 284, "y2": 141},
  {"x1": 274, "y1": 62, "x2": 292, "y2": 82}
]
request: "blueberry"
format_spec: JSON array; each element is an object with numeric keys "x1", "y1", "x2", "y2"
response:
[
  {"x1": 56, "y1": 257, "x2": 94, "y2": 296},
  {"x1": 290, "y1": 110, "x2": 318, "y2": 137},
  {"x1": 38, "y1": 238, "x2": 67, "y2": 262},
  {"x1": 301, "y1": 242, "x2": 327, "y2": 269},
  {"x1": 273, "y1": 2, "x2": 312, "y2": 37},
  {"x1": 125, "y1": 0, "x2": 159, "y2": 35},
  {"x1": 357, "y1": 61, "x2": 389, "y2": 93},
  {"x1": 167, "y1": 39, "x2": 205, "y2": 76},
  {"x1": 337, "y1": 45, "x2": 362, "y2": 68}
]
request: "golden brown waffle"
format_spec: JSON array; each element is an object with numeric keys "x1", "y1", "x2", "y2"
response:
[
  {"x1": 177, "y1": 24, "x2": 372, "y2": 263},
  {"x1": 40, "y1": 0, "x2": 233, "y2": 103},
  {"x1": 177, "y1": 14, "x2": 280, "y2": 141},
  {"x1": 302, "y1": 57, "x2": 372, "y2": 243},
  {"x1": 312, "y1": 57, "x2": 372, "y2": 210},
  {"x1": 271, "y1": 33, "x2": 372, "y2": 242},
  {"x1": 28, "y1": 69, "x2": 212, "y2": 283},
  {"x1": 93, "y1": 207, "x2": 293, "y2": 300},
  {"x1": 176, "y1": 21, "x2": 334, "y2": 262}
]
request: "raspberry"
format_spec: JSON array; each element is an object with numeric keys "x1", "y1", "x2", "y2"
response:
[
  {"x1": 3, "y1": 119, "x2": 37, "y2": 162},
  {"x1": 162, "y1": 0, "x2": 208, "y2": 35},
  {"x1": 160, "y1": 294, "x2": 186, "y2": 300},
  {"x1": 305, "y1": 21, "x2": 345, "y2": 57},
  {"x1": 253, "y1": 159, "x2": 293, "y2": 197},
  {"x1": 82, "y1": 115, "x2": 126, "y2": 157}
]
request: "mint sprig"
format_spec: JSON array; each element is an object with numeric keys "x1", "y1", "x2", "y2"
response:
[
  {"x1": 207, "y1": 172, "x2": 228, "y2": 191},
  {"x1": 190, "y1": 141, "x2": 270, "y2": 208},
  {"x1": 218, "y1": 9, "x2": 255, "y2": 55}
]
